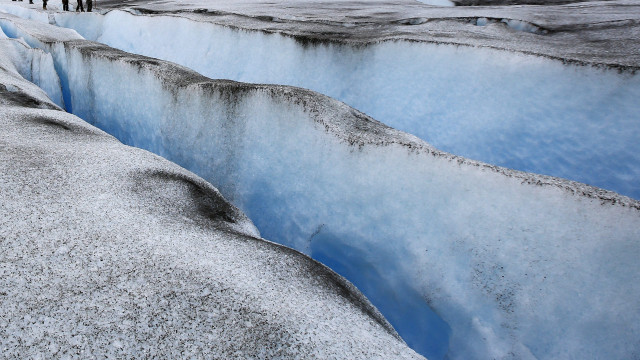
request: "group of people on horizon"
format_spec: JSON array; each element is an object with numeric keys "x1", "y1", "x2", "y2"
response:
[{"x1": 11, "y1": 0, "x2": 92, "y2": 12}]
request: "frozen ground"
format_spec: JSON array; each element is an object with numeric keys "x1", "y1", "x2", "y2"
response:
[
  {"x1": 2, "y1": 0, "x2": 639, "y2": 199},
  {"x1": 1, "y1": 11, "x2": 638, "y2": 360},
  {"x1": 0, "y1": 29, "x2": 423, "y2": 359}
]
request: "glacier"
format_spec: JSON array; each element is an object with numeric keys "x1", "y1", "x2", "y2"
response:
[
  {"x1": 2, "y1": 1, "x2": 639, "y2": 199},
  {"x1": 1, "y1": 2, "x2": 639, "y2": 360},
  {"x1": 0, "y1": 24, "x2": 423, "y2": 360}
]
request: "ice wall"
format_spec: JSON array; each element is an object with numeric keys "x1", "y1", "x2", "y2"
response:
[
  {"x1": 0, "y1": 53, "x2": 423, "y2": 360},
  {"x1": 0, "y1": 26, "x2": 64, "y2": 108},
  {"x1": 34, "y1": 8, "x2": 640, "y2": 200},
  {"x1": 1, "y1": 13, "x2": 639, "y2": 360}
]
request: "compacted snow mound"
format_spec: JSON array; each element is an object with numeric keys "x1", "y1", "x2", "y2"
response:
[
  {"x1": 24, "y1": 7, "x2": 640, "y2": 200},
  {"x1": 0, "y1": 42, "x2": 422, "y2": 360},
  {"x1": 1, "y1": 12, "x2": 639, "y2": 360}
]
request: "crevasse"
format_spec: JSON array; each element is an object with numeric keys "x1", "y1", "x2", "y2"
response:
[
  {"x1": 15, "y1": 7, "x2": 640, "y2": 200},
  {"x1": 0, "y1": 12, "x2": 639, "y2": 360}
]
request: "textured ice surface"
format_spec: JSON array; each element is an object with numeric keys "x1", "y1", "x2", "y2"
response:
[
  {"x1": 0, "y1": 42, "x2": 422, "y2": 360},
  {"x1": 4, "y1": 5, "x2": 637, "y2": 199},
  {"x1": 1, "y1": 13, "x2": 638, "y2": 360},
  {"x1": 0, "y1": 26, "x2": 63, "y2": 108},
  {"x1": 39, "y1": 0, "x2": 640, "y2": 67}
]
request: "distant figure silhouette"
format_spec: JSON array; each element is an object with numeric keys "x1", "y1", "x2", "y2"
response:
[
  {"x1": 62, "y1": 0, "x2": 69, "y2": 11},
  {"x1": 42, "y1": 0, "x2": 47, "y2": 9},
  {"x1": 76, "y1": 0, "x2": 84, "y2": 12},
  {"x1": 87, "y1": 0, "x2": 92, "y2": 12}
]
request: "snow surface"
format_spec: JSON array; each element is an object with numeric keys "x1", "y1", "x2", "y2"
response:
[
  {"x1": 1, "y1": 12, "x2": 638, "y2": 360},
  {"x1": 0, "y1": 36, "x2": 423, "y2": 359},
  {"x1": 3, "y1": 4, "x2": 639, "y2": 199}
]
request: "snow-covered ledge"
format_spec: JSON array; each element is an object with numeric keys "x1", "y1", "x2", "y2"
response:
[{"x1": 0, "y1": 13, "x2": 639, "y2": 360}]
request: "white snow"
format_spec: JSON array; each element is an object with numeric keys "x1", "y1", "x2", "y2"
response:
[
  {"x1": 1, "y1": 6, "x2": 639, "y2": 360},
  {"x1": 0, "y1": 33, "x2": 422, "y2": 360},
  {"x1": 11, "y1": 7, "x2": 635, "y2": 200}
]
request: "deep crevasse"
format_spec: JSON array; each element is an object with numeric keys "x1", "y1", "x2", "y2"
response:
[
  {"x1": 0, "y1": 42, "x2": 426, "y2": 360},
  {"x1": 11, "y1": 7, "x2": 639, "y2": 200},
  {"x1": 0, "y1": 11, "x2": 639, "y2": 360}
]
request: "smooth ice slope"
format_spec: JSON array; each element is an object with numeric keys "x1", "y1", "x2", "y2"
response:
[
  {"x1": 2, "y1": 14, "x2": 638, "y2": 360},
  {"x1": 22, "y1": 7, "x2": 639, "y2": 199},
  {"x1": 0, "y1": 35, "x2": 422, "y2": 360}
]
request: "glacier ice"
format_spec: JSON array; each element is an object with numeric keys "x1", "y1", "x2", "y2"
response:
[
  {"x1": 0, "y1": 32, "x2": 423, "y2": 360},
  {"x1": 0, "y1": 25, "x2": 64, "y2": 108},
  {"x1": 1, "y1": 12, "x2": 638, "y2": 360},
  {"x1": 12, "y1": 6, "x2": 636, "y2": 199}
]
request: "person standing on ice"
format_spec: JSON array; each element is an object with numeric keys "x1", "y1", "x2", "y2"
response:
[
  {"x1": 42, "y1": 0, "x2": 47, "y2": 9},
  {"x1": 86, "y1": 0, "x2": 92, "y2": 12},
  {"x1": 62, "y1": 0, "x2": 69, "y2": 11},
  {"x1": 76, "y1": 0, "x2": 84, "y2": 12}
]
